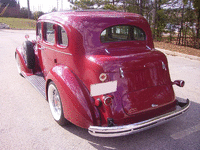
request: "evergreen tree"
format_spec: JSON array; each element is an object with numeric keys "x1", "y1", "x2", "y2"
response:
[
  {"x1": 193, "y1": 0, "x2": 200, "y2": 39},
  {"x1": 0, "y1": 0, "x2": 17, "y2": 7}
]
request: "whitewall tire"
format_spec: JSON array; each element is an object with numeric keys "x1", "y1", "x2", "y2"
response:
[{"x1": 48, "y1": 81, "x2": 68, "y2": 126}]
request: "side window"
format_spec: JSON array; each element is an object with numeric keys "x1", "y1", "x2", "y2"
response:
[
  {"x1": 36, "y1": 22, "x2": 42, "y2": 39},
  {"x1": 44, "y1": 22, "x2": 55, "y2": 44},
  {"x1": 100, "y1": 25, "x2": 145, "y2": 43},
  {"x1": 57, "y1": 26, "x2": 68, "y2": 46}
]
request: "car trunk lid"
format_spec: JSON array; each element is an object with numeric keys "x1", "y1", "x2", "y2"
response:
[{"x1": 87, "y1": 50, "x2": 175, "y2": 117}]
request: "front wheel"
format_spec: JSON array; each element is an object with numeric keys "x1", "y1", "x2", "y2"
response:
[{"x1": 48, "y1": 81, "x2": 68, "y2": 126}]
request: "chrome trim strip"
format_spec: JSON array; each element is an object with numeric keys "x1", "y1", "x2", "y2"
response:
[
  {"x1": 88, "y1": 99, "x2": 190, "y2": 137},
  {"x1": 119, "y1": 67, "x2": 124, "y2": 78},
  {"x1": 105, "y1": 49, "x2": 110, "y2": 54},
  {"x1": 146, "y1": 45, "x2": 151, "y2": 50},
  {"x1": 42, "y1": 46, "x2": 72, "y2": 56},
  {"x1": 38, "y1": 47, "x2": 44, "y2": 50}
]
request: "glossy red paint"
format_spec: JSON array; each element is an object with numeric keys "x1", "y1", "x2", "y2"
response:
[
  {"x1": 15, "y1": 46, "x2": 34, "y2": 75},
  {"x1": 15, "y1": 11, "x2": 189, "y2": 135},
  {"x1": 45, "y1": 65, "x2": 100, "y2": 128}
]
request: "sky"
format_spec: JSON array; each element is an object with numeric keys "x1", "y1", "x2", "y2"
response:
[{"x1": 18, "y1": 0, "x2": 72, "y2": 13}]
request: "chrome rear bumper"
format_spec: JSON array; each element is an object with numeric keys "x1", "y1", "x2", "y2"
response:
[{"x1": 88, "y1": 99, "x2": 190, "y2": 137}]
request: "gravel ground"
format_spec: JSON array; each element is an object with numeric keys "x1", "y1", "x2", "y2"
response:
[
  {"x1": 0, "y1": 23, "x2": 10, "y2": 29},
  {"x1": 154, "y1": 41, "x2": 200, "y2": 57}
]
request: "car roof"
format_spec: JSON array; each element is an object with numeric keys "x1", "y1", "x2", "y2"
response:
[
  {"x1": 38, "y1": 10, "x2": 145, "y2": 24},
  {"x1": 38, "y1": 10, "x2": 153, "y2": 54}
]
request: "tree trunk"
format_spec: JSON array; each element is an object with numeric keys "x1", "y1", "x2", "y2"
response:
[
  {"x1": 197, "y1": 9, "x2": 200, "y2": 48},
  {"x1": 197, "y1": 9, "x2": 200, "y2": 39},
  {"x1": 157, "y1": 0, "x2": 162, "y2": 40},
  {"x1": 57, "y1": 0, "x2": 59, "y2": 11},
  {"x1": 139, "y1": 0, "x2": 143, "y2": 16},
  {"x1": 152, "y1": 0, "x2": 157, "y2": 39},
  {"x1": 61, "y1": 0, "x2": 63, "y2": 11},
  {"x1": 170, "y1": 25, "x2": 172, "y2": 42},
  {"x1": 27, "y1": 0, "x2": 30, "y2": 19},
  {"x1": 181, "y1": 5, "x2": 185, "y2": 45}
]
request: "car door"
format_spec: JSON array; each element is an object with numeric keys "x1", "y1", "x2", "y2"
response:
[
  {"x1": 36, "y1": 22, "x2": 45, "y2": 73},
  {"x1": 37, "y1": 22, "x2": 57, "y2": 77}
]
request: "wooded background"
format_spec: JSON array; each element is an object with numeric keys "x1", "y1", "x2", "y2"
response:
[{"x1": 1, "y1": 0, "x2": 199, "y2": 48}]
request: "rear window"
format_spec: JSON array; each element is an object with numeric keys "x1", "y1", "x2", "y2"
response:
[{"x1": 100, "y1": 25, "x2": 145, "y2": 43}]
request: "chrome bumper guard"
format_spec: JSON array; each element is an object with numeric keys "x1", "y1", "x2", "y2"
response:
[{"x1": 88, "y1": 99, "x2": 190, "y2": 137}]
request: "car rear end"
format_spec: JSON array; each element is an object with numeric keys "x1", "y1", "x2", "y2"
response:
[{"x1": 69, "y1": 11, "x2": 190, "y2": 137}]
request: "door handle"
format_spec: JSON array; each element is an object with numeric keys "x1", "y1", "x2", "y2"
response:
[{"x1": 38, "y1": 47, "x2": 44, "y2": 50}]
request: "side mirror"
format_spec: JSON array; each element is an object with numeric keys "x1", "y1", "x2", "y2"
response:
[{"x1": 172, "y1": 80, "x2": 185, "y2": 87}]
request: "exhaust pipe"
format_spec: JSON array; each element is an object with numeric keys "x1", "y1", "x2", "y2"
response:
[{"x1": 172, "y1": 80, "x2": 185, "y2": 87}]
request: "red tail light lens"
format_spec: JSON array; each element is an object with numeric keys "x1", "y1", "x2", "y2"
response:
[
  {"x1": 99, "y1": 73, "x2": 107, "y2": 82},
  {"x1": 95, "y1": 98, "x2": 102, "y2": 107},
  {"x1": 25, "y1": 34, "x2": 29, "y2": 40}
]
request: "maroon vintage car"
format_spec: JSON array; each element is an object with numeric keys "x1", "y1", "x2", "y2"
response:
[{"x1": 15, "y1": 10, "x2": 190, "y2": 137}]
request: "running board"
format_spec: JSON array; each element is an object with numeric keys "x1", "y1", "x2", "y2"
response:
[{"x1": 25, "y1": 74, "x2": 46, "y2": 98}]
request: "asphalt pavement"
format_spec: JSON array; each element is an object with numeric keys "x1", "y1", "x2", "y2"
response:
[{"x1": 0, "y1": 30, "x2": 199, "y2": 150}]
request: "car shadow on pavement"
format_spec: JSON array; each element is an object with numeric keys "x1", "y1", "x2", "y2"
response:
[{"x1": 62, "y1": 97, "x2": 200, "y2": 150}]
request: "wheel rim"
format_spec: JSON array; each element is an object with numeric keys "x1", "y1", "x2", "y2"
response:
[
  {"x1": 16, "y1": 54, "x2": 22, "y2": 74},
  {"x1": 48, "y1": 84, "x2": 62, "y2": 121}
]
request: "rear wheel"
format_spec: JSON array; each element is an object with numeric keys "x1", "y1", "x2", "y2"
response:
[{"x1": 48, "y1": 81, "x2": 68, "y2": 126}]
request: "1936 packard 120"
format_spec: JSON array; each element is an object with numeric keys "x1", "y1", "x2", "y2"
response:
[{"x1": 15, "y1": 10, "x2": 190, "y2": 137}]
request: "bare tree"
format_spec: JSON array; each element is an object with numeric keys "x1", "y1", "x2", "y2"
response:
[{"x1": 27, "y1": 0, "x2": 30, "y2": 18}]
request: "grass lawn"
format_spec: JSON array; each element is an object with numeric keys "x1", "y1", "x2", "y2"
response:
[{"x1": 0, "y1": 17, "x2": 36, "y2": 29}]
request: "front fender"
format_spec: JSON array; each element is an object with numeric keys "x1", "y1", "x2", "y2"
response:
[
  {"x1": 46, "y1": 65, "x2": 100, "y2": 128},
  {"x1": 15, "y1": 46, "x2": 32, "y2": 75}
]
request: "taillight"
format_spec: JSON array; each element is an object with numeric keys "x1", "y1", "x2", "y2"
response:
[
  {"x1": 25, "y1": 34, "x2": 29, "y2": 40},
  {"x1": 95, "y1": 98, "x2": 102, "y2": 107},
  {"x1": 99, "y1": 73, "x2": 107, "y2": 82},
  {"x1": 103, "y1": 96, "x2": 113, "y2": 106}
]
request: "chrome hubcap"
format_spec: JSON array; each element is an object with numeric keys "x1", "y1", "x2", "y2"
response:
[{"x1": 48, "y1": 84, "x2": 62, "y2": 121}]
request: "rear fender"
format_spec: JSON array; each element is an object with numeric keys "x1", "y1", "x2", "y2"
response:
[{"x1": 46, "y1": 65, "x2": 100, "y2": 128}]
